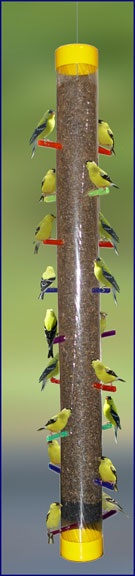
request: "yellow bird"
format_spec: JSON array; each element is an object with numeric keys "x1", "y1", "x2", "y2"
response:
[
  {"x1": 99, "y1": 211, "x2": 119, "y2": 255},
  {"x1": 44, "y1": 309, "x2": 57, "y2": 358},
  {"x1": 33, "y1": 214, "x2": 56, "y2": 254},
  {"x1": 46, "y1": 502, "x2": 62, "y2": 530},
  {"x1": 103, "y1": 396, "x2": 121, "y2": 443},
  {"x1": 94, "y1": 257, "x2": 120, "y2": 305},
  {"x1": 37, "y1": 408, "x2": 71, "y2": 433},
  {"x1": 100, "y1": 311, "x2": 108, "y2": 335},
  {"x1": 86, "y1": 161, "x2": 119, "y2": 189},
  {"x1": 92, "y1": 359, "x2": 125, "y2": 384},
  {"x1": 102, "y1": 492, "x2": 129, "y2": 516},
  {"x1": 98, "y1": 120, "x2": 115, "y2": 155},
  {"x1": 30, "y1": 109, "x2": 55, "y2": 158},
  {"x1": 39, "y1": 353, "x2": 59, "y2": 391},
  {"x1": 47, "y1": 440, "x2": 61, "y2": 466},
  {"x1": 38, "y1": 265, "x2": 56, "y2": 300},
  {"x1": 99, "y1": 456, "x2": 118, "y2": 491},
  {"x1": 39, "y1": 168, "x2": 56, "y2": 201}
]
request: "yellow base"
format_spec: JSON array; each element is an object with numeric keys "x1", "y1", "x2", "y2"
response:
[{"x1": 60, "y1": 528, "x2": 103, "y2": 562}]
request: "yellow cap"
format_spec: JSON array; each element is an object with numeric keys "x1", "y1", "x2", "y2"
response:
[
  {"x1": 60, "y1": 527, "x2": 103, "y2": 562},
  {"x1": 55, "y1": 44, "x2": 98, "y2": 75}
]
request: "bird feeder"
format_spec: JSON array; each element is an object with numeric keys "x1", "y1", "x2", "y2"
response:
[{"x1": 55, "y1": 44, "x2": 103, "y2": 562}]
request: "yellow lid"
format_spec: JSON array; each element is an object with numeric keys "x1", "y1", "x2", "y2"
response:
[
  {"x1": 60, "y1": 527, "x2": 103, "y2": 562},
  {"x1": 55, "y1": 44, "x2": 98, "y2": 75}
]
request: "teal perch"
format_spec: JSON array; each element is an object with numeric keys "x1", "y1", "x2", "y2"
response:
[{"x1": 46, "y1": 430, "x2": 70, "y2": 442}]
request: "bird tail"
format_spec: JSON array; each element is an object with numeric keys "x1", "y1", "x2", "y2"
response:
[
  {"x1": 112, "y1": 145, "x2": 116, "y2": 156},
  {"x1": 34, "y1": 243, "x2": 40, "y2": 254},
  {"x1": 118, "y1": 378, "x2": 126, "y2": 382},
  {"x1": 39, "y1": 368, "x2": 47, "y2": 383},
  {"x1": 48, "y1": 345, "x2": 53, "y2": 359},
  {"x1": 114, "y1": 426, "x2": 118, "y2": 443},
  {"x1": 114, "y1": 243, "x2": 118, "y2": 255},
  {"x1": 112, "y1": 183, "x2": 119, "y2": 189},
  {"x1": 112, "y1": 288, "x2": 117, "y2": 305},
  {"x1": 39, "y1": 195, "x2": 44, "y2": 202},
  {"x1": 114, "y1": 484, "x2": 118, "y2": 492},
  {"x1": 38, "y1": 292, "x2": 44, "y2": 300},
  {"x1": 41, "y1": 379, "x2": 46, "y2": 391},
  {"x1": 31, "y1": 145, "x2": 36, "y2": 159},
  {"x1": 37, "y1": 427, "x2": 45, "y2": 431}
]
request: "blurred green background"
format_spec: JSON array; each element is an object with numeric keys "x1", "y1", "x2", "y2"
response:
[{"x1": 2, "y1": 2, "x2": 133, "y2": 574}]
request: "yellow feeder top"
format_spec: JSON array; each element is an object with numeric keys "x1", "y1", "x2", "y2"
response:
[{"x1": 55, "y1": 43, "x2": 98, "y2": 75}]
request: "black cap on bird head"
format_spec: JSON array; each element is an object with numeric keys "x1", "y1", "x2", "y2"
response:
[
  {"x1": 106, "y1": 396, "x2": 112, "y2": 400},
  {"x1": 49, "y1": 109, "x2": 55, "y2": 115},
  {"x1": 51, "y1": 214, "x2": 56, "y2": 218},
  {"x1": 98, "y1": 455, "x2": 104, "y2": 461},
  {"x1": 48, "y1": 440, "x2": 52, "y2": 444},
  {"x1": 96, "y1": 257, "x2": 101, "y2": 262},
  {"x1": 52, "y1": 168, "x2": 56, "y2": 173},
  {"x1": 98, "y1": 119, "x2": 103, "y2": 124}
]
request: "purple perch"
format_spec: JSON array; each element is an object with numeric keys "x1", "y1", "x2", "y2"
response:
[{"x1": 101, "y1": 330, "x2": 116, "y2": 338}]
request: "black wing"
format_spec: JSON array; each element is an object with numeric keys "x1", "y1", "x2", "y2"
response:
[
  {"x1": 35, "y1": 225, "x2": 40, "y2": 236},
  {"x1": 100, "y1": 218, "x2": 119, "y2": 243},
  {"x1": 110, "y1": 406, "x2": 121, "y2": 429},
  {"x1": 107, "y1": 131, "x2": 113, "y2": 143},
  {"x1": 29, "y1": 120, "x2": 47, "y2": 144},
  {"x1": 40, "y1": 276, "x2": 55, "y2": 292},
  {"x1": 45, "y1": 417, "x2": 57, "y2": 427},
  {"x1": 101, "y1": 173, "x2": 112, "y2": 184},
  {"x1": 102, "y1": 268, "x2": 120, "y2": 292},
  {"x1": 104, "y1": 495, "x2": 115, "y2": 503},
  {"x1": 39, "y1": 359, "x2": 57, "y2": 382},
  {"x1": 110, "y1": 467, "x2": 117, "y2": 480},
  {"x1": 44, "y1": 322, "x2": 57, "y2": 345},
  {"x1": 108, "y1": 130, "x2": 115, "y2": 153},
  {"x1": 106, "y1": 369, "x2": 118, "y2": 378}
]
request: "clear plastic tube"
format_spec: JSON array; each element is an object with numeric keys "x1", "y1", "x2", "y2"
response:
[{"x1": 55, "y1": 44, "x2": 103, "y2": 563}]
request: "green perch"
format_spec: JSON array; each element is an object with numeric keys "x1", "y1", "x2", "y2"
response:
[
  {"x1": 46, "y1": 430, "x2": 69, "y2": 442},
  {"x1": 102, "y1": 422, "x2": 113, "y2": 430},
  {"x1": 46, "y1": 424, "x2": 112, "y2": 441},
  {"x1": 88, "y1": 187, "x2": 110, "y2": 197},
  {"x1": 44, "y1": 194, "x2": 56, "y2": 203}
]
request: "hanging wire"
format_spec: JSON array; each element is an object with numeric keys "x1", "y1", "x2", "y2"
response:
[{"x1": 76, "y1": 1, "x2": 78, "y2": 43}]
